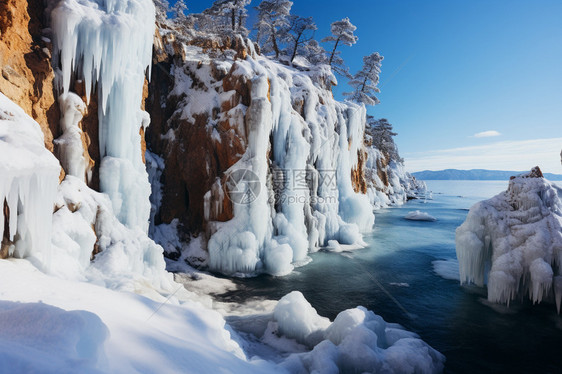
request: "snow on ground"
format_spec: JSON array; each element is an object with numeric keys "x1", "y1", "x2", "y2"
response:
[
  {"x1": 405, "y1": 210, "x2": 437, "y2": 222},
  {"x1": 456, "y1": 169, "x2": 562, "y2": 312},
  {"x1": 0, "y1": 259, "x2": 280, "y2": 374},
  {"x1": 0, "y1": 257, "x2": 446, "y2": 373}
]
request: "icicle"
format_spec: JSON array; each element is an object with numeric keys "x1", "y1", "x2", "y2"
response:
[{"x1": 50, "y1": 0, "x2": 155, "y2": 232}]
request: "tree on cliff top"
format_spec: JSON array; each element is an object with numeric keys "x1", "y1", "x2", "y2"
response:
[
  {"x1": 322, "y1": 17, "x2": 358, "y2": 77},
  {"x1": 344, "y1": 52, "x2": 383, "y2": 106},
  {"x1": 285, "y1": 15, "x2": 317, "y2": 63},
  {"x1": 204, "y1": 0, "x2": 252, "y2": 35},
  {"x1": 255, "y1": 0, "x2": 293, "y2": 58},
  {"x1": 367, "y1": 117, "x2": 403, "y2": 163}
]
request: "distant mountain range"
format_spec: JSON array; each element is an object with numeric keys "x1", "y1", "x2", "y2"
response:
[{"x1": 412, "y1": 169, "x2": 562, "y2": 181}]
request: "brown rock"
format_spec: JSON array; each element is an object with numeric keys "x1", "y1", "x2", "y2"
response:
[{"x1": 0, "y1": 0, "x2": 59, "y2": 151}]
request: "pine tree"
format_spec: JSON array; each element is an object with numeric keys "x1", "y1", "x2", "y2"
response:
[
  {"x1": 302, "y1": 39, "x2": 327, "y2": 65},
  {"x1": 367, "y1": 117, "x2": 402, "y2": 162},
  {"x1": 285, "y1": 15, "x2": 317, "y2": 63},
  {"x1": 204, "y1": 0, "x2": 252, "y2": 35},
  {"x1": 322, "y1": 17, "x2": 358, "y2": 77},
  {"x1": 344, "y1": 52, "x2": 383, "y2": 106},
  {"x1": 254, "y1": 0, "x2": 293, "y2": 58},
  {"x1": 171, "y1": 0, "x2": 188, "y2": 21}
]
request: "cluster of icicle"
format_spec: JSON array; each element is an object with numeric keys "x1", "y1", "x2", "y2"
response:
[
  {"x1": 456, "y1": 168, "x2": 562, "y2": 312},
  {"x1": 50, "y1": 0, "x2": 155, "y2": 231},
  {"x1": 0, "y1": 93, "x2": 60, "y2": 263},
  {"x1": 193, "y1": 58, "x2": 375, "y2": 276}
]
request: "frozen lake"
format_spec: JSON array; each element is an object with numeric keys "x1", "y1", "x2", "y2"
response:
[{"x1": 218, "y1": 180, "x2": 562, "y2": 372}]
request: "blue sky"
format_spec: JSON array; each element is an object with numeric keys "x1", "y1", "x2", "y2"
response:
[{"x1": 181, "y1": 0, "x2": 562, "y2": 173}]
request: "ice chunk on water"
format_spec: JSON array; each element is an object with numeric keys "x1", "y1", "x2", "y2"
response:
[
  {"x1": 405, "y1": 210, "x2": 437, "y2": 222},
  {"x1": 270, "y1": 291, "x2": 445, "y2": 373}
]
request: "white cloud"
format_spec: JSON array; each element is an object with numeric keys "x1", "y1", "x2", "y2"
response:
[
  {"x1": 473, "y1": 130, "x2": 501, "y2": 138},
  {"x1": 404, "y1": 137, "x2": 562, "y2": 173}
]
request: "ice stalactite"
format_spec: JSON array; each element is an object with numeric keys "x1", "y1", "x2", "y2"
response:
[
  {"x1": 0, "y1": 93, "x2": 60, "y2": 263},
  {"x1": 50, "y1": 0, "x2": 155, "y2": 232},
  {"x1": 456, "y1": 168, "x2": 562, "y2": 312},
  {"x1": 204, "y1": 58, "x2": 375, "y2": 276}
]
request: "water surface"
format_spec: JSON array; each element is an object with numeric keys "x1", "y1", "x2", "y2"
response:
[{"x1": 219, "y1": 180, "x2": 562, "y2": 373}]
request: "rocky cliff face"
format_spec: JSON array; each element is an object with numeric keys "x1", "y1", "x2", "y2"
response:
[
  {"x1": 0, "y1": 2, "x2": 423, "y2": 277},
  {"x1": 0, "y1": 0, "x2": 58, "y2": 151},
  {"x1": 146, "y1": 26, "x2": 399, "y2": 275}
]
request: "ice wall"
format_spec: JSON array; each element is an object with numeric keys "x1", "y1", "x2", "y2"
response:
[
  {"x1": 151, "y1": 43, "x2": 375, "y2": 276},
  {"x1": 0, "y1": 93, "x2": 60, "y2": 262},
  {"x1": 50, "y1": 0, "x2": 155, "y2": 232},
  {"x1": 456, "y1": 169, "x2": 562, "y2": 312}
]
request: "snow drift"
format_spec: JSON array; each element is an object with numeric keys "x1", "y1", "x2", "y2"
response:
[{"x1": 456, "y1": 167, "x2": 562, "y2": 312}]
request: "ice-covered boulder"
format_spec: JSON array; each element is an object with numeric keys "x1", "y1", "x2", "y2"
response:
[
  {"x1": 266, "y1": 291, "x2": 445, "y2": 373},
  {"x1": 0, "y1": 93, "x2": 60, "y2": 261},
  {"x1": 405, "y1": 210, "x2": 437, "y2": 222},
  {"x1": 456, "y1": 167, "x2": 562, "y2": 312}
]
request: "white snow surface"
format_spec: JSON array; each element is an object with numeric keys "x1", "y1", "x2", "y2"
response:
[
  {"x1": 0, "y1": 93, "x2": 60, "y2": 261},
  {"x1": 50, "y1": 0, "x2": 155, "y2": 232},
  {"x1": 456, "y1": 173, "x2": 562, "y2": 312},
  {"x1": 0, "y1": 260, "x2": 444, "y2": 373},
  {"x1": 405, "y1": 210, "x2": 437, "y2": 222}
]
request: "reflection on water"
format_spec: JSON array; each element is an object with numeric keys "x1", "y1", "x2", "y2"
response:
[{"x1": 218, "y1": 181, "x2": 562, "y2": 373}]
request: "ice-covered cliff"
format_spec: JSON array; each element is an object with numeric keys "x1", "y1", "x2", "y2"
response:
[
  {"x1": 456, "y1": 167, "x2": 562, "y2": 312},
  {"x1": 146, "y1": 26, "x2": 424, "y2": 276}
]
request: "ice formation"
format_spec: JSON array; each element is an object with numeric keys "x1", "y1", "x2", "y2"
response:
[
  {"x1": 405, "y1": 210, "x2": 437, "y2": 222},
  {"x1": 241, "y1": 291, "x2": 445, "y2": 373},
  {"x1": 0, "y1": 93, "x2": 60, "y2": 262},
  {"x1": 51, "y1": 176, "x2": 174, "y2": 291},
  {"x1": 159, "y1": 45, "x2": 375, "y2": 276},
  {"x1": 456, "y1": 169, "x2": 562, "y2": 312},
  {"x1": 50, "y1": 0, "x2": 155, "y2": 231},
  {"x1": 365, "y1": 146, "x2": 426, "y2": 209}
]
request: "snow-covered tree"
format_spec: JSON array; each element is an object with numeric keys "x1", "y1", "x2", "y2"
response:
[
  {"x1": 301, "y1": 39, "x2": 327, "y2": 65},
  {"x1": 367, "y1": 117, "x2": 402, "y2": 162},
  {"x1": 171, "y1": 0, "x2": 188, "y2": 22},
  {"x1": 254, "y1": 0, "x2": 292, "y2": 58},
  {"x1": 344, "y1": 52, "x2": 383, "y2": 106},
  {"x1": 154, "y1": 0, "x2": 171, "y2": 24},
  {"x1": 203, "y1": 0, "x2": 252, "y2": 35},
  {"x1": 285, "y1": 15, "x2": 317, "y2": 63},
  {"x1": 322, "y1": 17, "x2": 358, "y2": 77}
]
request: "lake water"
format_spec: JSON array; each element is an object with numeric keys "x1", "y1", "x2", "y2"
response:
[{"x1": 219, "y1": 180, "x2": 562, "y2": 373}]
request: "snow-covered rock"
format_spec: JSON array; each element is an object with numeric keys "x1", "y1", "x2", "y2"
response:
[
  {"x1": 0, "y1": 93, "x2": 60, "y2": 262},
  {"x1": 235, "y1": 291, "x2": 445, "y2": 374},
  {"x1": 148, "y1": 37, "x2": 375, "y2": 276},
  {"x1": 456, "y1": 167, "x2": 562, "y2": 312}
]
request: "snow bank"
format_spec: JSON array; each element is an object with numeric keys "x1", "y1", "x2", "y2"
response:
[
  {"x1": 51, "y1": 176, "x2": 174, "y2": 292},
  {"x1": 50, "y1": 0, "x2": 155, "y2": 231},
  {"x1": 0, "y1": 93, "x2": 60, "y2": 262},
  {"x1": 456, "y1": 169, "x2": 562, "y2": 312},
  {"x1": 405, "y1": 210, "x2": 437, "y2": 222},
  {"x1": 262, "y1": 291, "x2": 445, "y2": 373},
  {"x1": 0, "y1": 259, "x2": 280, "y2": 374}
]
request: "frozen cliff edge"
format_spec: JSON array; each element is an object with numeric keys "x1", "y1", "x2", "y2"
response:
[
  {"x1": 456, "y1": 167, "x2": 562, "y2": 312},
  {"x1": 146, "y1": 29, "x2": 423, "y2": 276}
]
